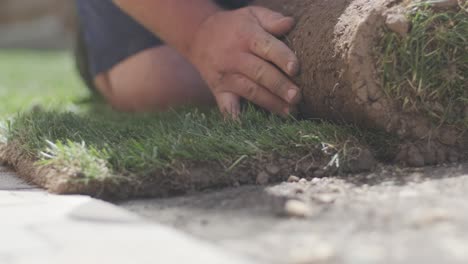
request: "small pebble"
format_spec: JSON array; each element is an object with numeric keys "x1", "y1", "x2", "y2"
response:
[
  {"x1": 290, "y1": 243, "x2": 336, "y2": 264},
  {"x1": 385, "y1": 13, "x2": 409, "y2": 37},
  {"x1": 284, "y1": 200, "x2": 314, "y2": 218},
  {"x1": 409, "y1": 208, "x2": 453, "y2": 228},
  {"x1": 295, "y1": 188, "x2": 304, "y2": 194},
  {"x1": 298, "y1": 178, "x2": 308, "y2": 184},
  {"x1": 315, "y1": 193, "x2": 337, "y2": 204},
  {"x1": 311, "y1": 177, "x2": 321, "y2": 184},
  {"x1": 408, "y1": 172, "x2": 424, "y2": 182},
  {"x1": 288, "y1": 175, "x2": 300, "y2": 183},
  {"x1": 266, "y1": 164, "x2": 281, "y2": 175}
]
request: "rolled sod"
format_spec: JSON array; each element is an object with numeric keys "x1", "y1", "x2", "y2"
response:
[{"x1": 253, "y1": 0, "x2": 467, "y2": 166}]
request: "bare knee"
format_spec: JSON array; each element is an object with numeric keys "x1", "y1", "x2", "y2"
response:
[
  {"x1": 94, "y1": 73, "x2": 168, "y2": 112},
  {"x1": 94, "y1": 74, "x2": 138, "y2": 112},
  {"x1": 93, "y1": 46, "x2": 213, "y2": 112}
]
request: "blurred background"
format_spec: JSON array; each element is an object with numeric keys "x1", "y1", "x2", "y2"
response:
[
  {"x1": 0, "y1": 0, "x2": 76, "y2": 49},
  {"x1": 0, "y1": 0, "x2": 87, "y2": 116}
]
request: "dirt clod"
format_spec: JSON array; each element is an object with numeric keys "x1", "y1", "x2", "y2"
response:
[
  {"x1": 288, "y1": 175, "x2": 301, "y2": 183},
  {"x1": 298, "y1": 178, "x2": 308, "y2": 184},
  {"x1": 266, "y1": 164, "x2": 281, "y2": 175},
  {"x1": 284, "y1": 199, "x2": 315, "y2": 218},
  {"x1": 256, "y1": 171, "x2": 270, "y2": 185},
  {"x1": 311, "y1": 177, "x2": 321, "y2": 184},
  {"x1": 409, "y1": 208, "x2": 453, "y2": 228},
  {"x1": 385, "y1": 12, "x2": 410, "y2": 36},
  {"x1": 314, "y1": 193, "x2": 337, "y2": 204},
  {"x1": 346, "y1": 149, "x2": 377, "y2": 172},
  {"x1": 406, "y1": 145, "x2": 426, "y2": 167}
]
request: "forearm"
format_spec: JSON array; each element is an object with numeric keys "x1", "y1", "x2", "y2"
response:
[{"x1": 113, "y1": 0, "x2": 221, "y2": 57}]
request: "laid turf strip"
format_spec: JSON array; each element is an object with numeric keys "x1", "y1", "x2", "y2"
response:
[{"x1": 1, "y1": 106, "x2": 393, "y2": 200}]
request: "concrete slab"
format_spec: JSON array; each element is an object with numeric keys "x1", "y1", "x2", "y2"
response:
[
  {"x1": 0, "y1": 191, "x2": 253, "y2": 264},
  {"x1": 0, "y1": 166, "x2": 39, "y2": 191}
]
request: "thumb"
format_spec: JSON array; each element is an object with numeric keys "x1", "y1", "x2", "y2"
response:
[
  {"x1": 216, "y1": 92, "x2": 241, "y2": 120},
  {"x1": 249, "y1": 6, "x2": 295, "y2": 37}
]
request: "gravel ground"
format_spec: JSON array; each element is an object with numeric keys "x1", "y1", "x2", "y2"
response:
[{"x1": 121, "y1": 163, "x2": 468, "y2": 264}]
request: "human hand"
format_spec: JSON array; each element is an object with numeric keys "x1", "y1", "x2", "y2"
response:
[{"x1": 188, "y1": 6, "x2": 300, "y2": 118}]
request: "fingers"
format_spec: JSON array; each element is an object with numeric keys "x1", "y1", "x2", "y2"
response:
[
  {"x1": 246, "y1": 6, "x2": 299, "y2": 77},
  {"x1": 218, "y1": 74, "x2": 290, "y2": 116},
  {"x1": 238, "y1": 54, "x2": 301, "y2": 105},
  {"x1": 249, "y1": 6, "x2": 295, "y2": 37},
  {"x1": 249, "y1": 31, "x2": 299, "y2": 76},
  {"x1": 215, "y1": 92, "x2": 241, "y2": 119}
]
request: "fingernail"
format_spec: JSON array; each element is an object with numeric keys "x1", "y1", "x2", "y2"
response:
[
  {"x1": 287, "y1": 89, "x2": 298, "y2": 103},
  {"x1": 232, "y1": 107, "x2": 241, "y2": 120},
  {"x1": 272, "y1": 13, "x2": 285, "y2": 20},
  {"x1": 287, "y1": 61, "x2": 299, "y2": 76},
  {"x1": 279, "y1": 17, "x2": 295, "y2": 24}
]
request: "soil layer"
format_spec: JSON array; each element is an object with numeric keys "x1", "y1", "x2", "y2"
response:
[{"x1": 0, "y1": 140, "x2": 375, "y2": 200}]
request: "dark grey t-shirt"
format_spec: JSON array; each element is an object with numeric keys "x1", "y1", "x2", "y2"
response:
[{"x1": 76, "y1": 0, "x2": 251, "y2": 77}]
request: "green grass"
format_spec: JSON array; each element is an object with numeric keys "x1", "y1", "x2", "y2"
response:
[
  {"x1": 0, "y1": 49, "x2": 394, "y2": 191},
  {"x1": 0, "y1": 50, "x2": 88, "y2": 116},
  {"x1": 379, "y1": 4, "x2": 468, "y2": 127},
  {"x1": 9, "y1": 107, "x2": 376, "y2": 180}
]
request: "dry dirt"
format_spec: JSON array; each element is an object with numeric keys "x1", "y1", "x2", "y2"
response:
[{"x1": 121, "y1": 162, "x2": 468, "y2": 264}]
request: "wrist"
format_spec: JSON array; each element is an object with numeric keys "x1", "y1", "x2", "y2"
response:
[
  {"x1": 180, "y1": 3, "x2": 223, "y2": 59},
  {"x1": 113, "y1": 0, "x2": 223, "y2": 62}
]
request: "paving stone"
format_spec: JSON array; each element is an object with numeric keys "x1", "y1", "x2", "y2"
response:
[
  {"x1": 0, "y1": 167, "x2": 38, "y2": 190},
  {"x1": 68, "y1": 199, "x2": 141, "y2": 223},
  {"x1": 0, "y1": 228, "x2": 51, "y2": 254},
  {"x1": 0, "y1": 190, "x2": 253, "y2": 264},
  {"x1": 18, "y1": 221, "x2": 251, "y2": 264}
]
